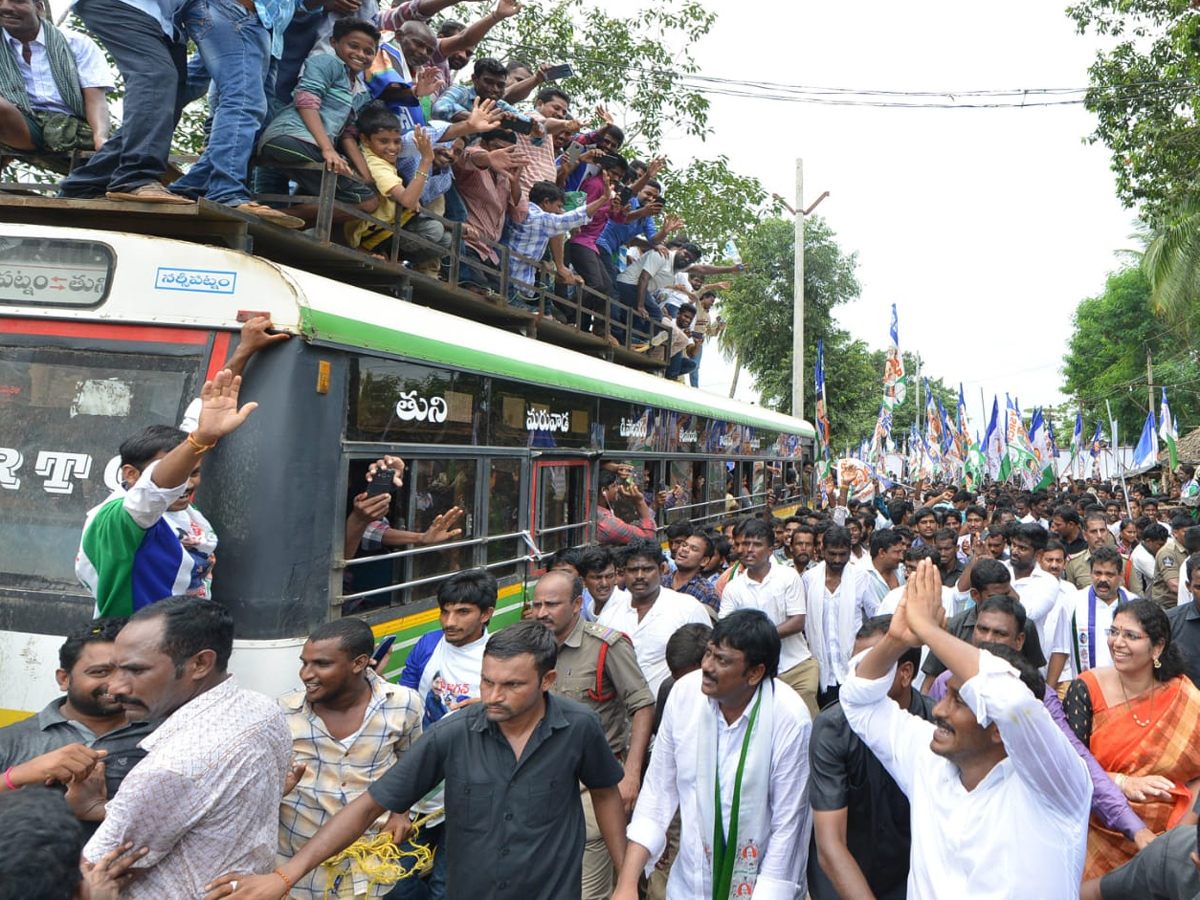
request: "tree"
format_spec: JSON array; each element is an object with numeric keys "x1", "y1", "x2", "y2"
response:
[
  {"x1": 715, "y1": 215, "x2": 877, "y2": 447},
  {"x1": 1067, "y1": 0, "x2": 1200, "y2": 219},
  {"x1": 1140, "y1": 196, "x2": 1200, "y2": 339},
  {"x1": 1061, "y1": 265, "x2": 1200, "y2": 438}
]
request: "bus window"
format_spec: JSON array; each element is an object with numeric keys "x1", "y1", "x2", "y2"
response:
[
  {"x1": 0, "y1": 237, "x2": 113, "y2": 308},
  {"x1": 486, "y1": 458, "x2": 523, "y2": 579},
  {"x1": 708, "y1": 460, "x2": 728, "y2": 522},
  {"x1": 411, "y1": 458, "x2": 476, "y2": 591},
  {"x1": 665, "y1": 459, "x2": 704, "y2": 525},
  {"x1": 533, "y1": 461, "x2": 588, "y2": 555},
  {"x1": 0, "y1": 344, "x2": 201, "y2": 593}
]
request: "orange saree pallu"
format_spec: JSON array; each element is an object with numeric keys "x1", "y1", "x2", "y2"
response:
[{"x1": 1080, "y1": 671, "x2": 1200, "y2": 879}]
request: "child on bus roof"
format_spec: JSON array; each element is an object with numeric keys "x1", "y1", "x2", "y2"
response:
[
  {"x1": 344, "y1": 105, "x2": 451, "y2": 266},
  {"x1": 255, "y1": 17, "x2": 382, "y2": 229}
]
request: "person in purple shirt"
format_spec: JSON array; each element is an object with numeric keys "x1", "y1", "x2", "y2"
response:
[
  {"x1": 927, "y1": 592, "x2": 1155, "y2": 849},
  {"x1": 563, "y1": 154, "x2": 626, "y2": 340}
]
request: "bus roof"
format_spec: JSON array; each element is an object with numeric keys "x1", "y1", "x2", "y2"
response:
[{"x1": 0, "y1": 222, "x2": 815, "y2": 438}]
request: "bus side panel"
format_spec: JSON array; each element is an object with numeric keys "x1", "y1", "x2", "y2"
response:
[{"x1": 196, "y1": 339, "x2": 346, "y2": 640}]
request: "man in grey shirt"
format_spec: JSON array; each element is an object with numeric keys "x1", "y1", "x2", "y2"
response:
[{"x1": 0, "y1": 617, "x2": 157, "y2": 831}]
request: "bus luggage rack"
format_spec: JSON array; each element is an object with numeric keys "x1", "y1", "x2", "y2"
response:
[{"x1": 0, "y1": 154, "x2": 671, "y2": 372}]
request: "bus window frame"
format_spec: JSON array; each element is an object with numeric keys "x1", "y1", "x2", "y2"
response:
[
  {"x1": 529, "y1": 457, "x2": 592, "y2": 560},
  {"x1": 335, "y1": 445, "x2": 533, "y2": 617}
]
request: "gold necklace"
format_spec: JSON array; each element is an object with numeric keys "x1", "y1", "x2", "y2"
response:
[{"x1": 1118, "y1": 676, "x2": 1155, "y2": 728}]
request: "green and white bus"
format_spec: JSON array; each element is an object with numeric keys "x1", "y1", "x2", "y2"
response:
[{"x1": 0, "y1": 216, "x2": 815, "y2": 725}]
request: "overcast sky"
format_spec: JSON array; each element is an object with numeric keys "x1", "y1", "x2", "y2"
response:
[{"x1": 639, "y1": 0, "x2": 1136, "y2": 437}]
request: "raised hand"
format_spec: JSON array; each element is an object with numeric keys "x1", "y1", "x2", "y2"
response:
[
  {"x1": 238, "y1": 315, "x2": 290, "y2": 354},
  {"x1": 413, "y1": 66, "x2": 445, "y2": 98},
  {"x1": 646, "y1": 155, "x2": 666, "y2": 177},
  {"x1": 595, "y1": 103, "x2": 613, "y2": 126},
  {"x1": 903, "y1": 558, "x2": 947, "y2": 637},
  {"x1": 466, "y1": 97, "x2": 504, "y2": 132},
  {"x1": 194, "y1": 369, "x2": 258, "y2": 445},
  {"x1": 422, "y1": 506, "x2": 465, "y2": 544},
  {"x1": 495, "y1": 0, "x2": 522, "y2": 19},
  {"x1": 488, "y1": 145, "x2": 525, "y2": 172},
  {"x1": 413, "y1": 125, "x2": 434, "y2": 159}
]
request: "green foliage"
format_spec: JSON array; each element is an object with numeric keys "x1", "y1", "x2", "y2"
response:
[
  {"x1": 1061, "y1": 265, "x2": 1200, "y2": 437},
  {"x1": 1140, "y1": 195, "x2": 1200, "y2": 339},
  {"x1": 1067, "y1": 0, "x2": 1200, "y2": 219},
  {"x1": 662, "y1": 156, "x2": 774, "y2": 254}
]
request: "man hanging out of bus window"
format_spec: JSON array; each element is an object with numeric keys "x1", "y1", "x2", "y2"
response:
[
  {"x1": 75, "y1": 368, "x2": 261, "y2": 618},
  {"x1": 595, "y1": 468, "x2": 656, "y2": 547},
  {"x1": 0, "y1": 0, "x2": 112, "y2": 156}
]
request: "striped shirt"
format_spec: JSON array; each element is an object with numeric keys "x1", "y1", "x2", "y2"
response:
[
  {"x1": 507, "y1": 202, "x2": 591, "y2": 291},
  {"x1": 278, "y1": 670, "x2": 422, "y2": 900}
]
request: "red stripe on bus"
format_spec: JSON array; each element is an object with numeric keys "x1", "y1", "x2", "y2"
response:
[
  {"x1": 0, "y1": 317, "x2": 210, "y2": 345},
  {"x1": 206, "y1": 331, "x2": 232, "y2": 380}
]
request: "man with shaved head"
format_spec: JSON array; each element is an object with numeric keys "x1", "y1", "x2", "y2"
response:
[{"x1": 530, "y1": 570, "x2": 654, "y2": 900}]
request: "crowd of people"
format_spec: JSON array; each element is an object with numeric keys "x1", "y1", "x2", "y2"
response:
[
  {"x1": 0, "y1": 0, "x2": 742, "y2": 380},
  {"x1": 5, "y1": 408, "x2": 1200, "y2": 899}
]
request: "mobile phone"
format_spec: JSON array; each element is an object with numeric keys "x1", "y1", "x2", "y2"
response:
[
  {"x1": 565, "y1": 142, "x2": 585, "y2": 167},
  {"x1": 371, "y1": 635, "x2": 396, "y2": 667},
  {"x1": 508, "y1": 116, "x2": 534, "y2": 135},
  {"x1": 544, "y1": 63, "x2": 574, "y2": 82},
  {"x1": 366, "y1": 468, "x2": 395, "y2": 497},
  {"x1": 617, "y1": 185, "x2": 634, "y2": 205}
]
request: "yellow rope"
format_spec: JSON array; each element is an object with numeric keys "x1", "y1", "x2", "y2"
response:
[{"x1": 319, "y1": 811, "x2": 441, "y2": 899}]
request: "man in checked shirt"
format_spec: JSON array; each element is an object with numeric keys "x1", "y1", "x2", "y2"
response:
[{"x1": 278, "y1": 618, "x2": 422, "y2": 900}]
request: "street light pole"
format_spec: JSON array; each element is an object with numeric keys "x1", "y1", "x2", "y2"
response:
[{"x1": 792, "y1": 159, "x2": 805, "y2": 419}]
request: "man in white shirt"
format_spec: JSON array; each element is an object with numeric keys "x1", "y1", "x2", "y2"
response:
[
  {"x1": 580, "y1": 545, "x2": 630, "y2": 622},
  {"x1": 1132, "y1": 522, "x2": 1167, "y2": 597},
  {"x1": 597, "y1": 538, "x2": 711, "y2": 695},
  {"x1": 1059, "y1": 545, "x2": 1138, "y2": 686},
  {"x1": 82, "y1": 596, "x2": 292, "y2": 899},
  {"x1": 857, "y1": 529, "x2": 906, "y2": 613},
  {"x1": 721, "y1": 517, "x2": 818, "y2": 719},
  {"x1": 616, "y1": 609, "x2": 812, "y2": 900},
  {"x1": 840, "y1": 560, "x2": 1091, "y2": 899},
  {"x1": 395, "y1": 568, "x2": 495, "y2": 900},
  {"x1": 0, "y1": 0, "x2": 111, "y2": 153},
  {"x1": 1005, "y1": 523, "x2": 1064, "y2": 670},
  {"x1": 804, "y1": 526, "x2": 873, "y2": 708}
]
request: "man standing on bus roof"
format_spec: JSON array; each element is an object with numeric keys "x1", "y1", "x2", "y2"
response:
[{"x1": 76, "y1": 368, "x2": 260, "y2": 617}]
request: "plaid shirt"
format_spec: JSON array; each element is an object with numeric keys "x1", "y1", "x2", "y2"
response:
[
  {"x1": 595, "y1": 505, "x2": 656, "y2": 546},
  {"x1": 453, "y1": 147, "x2": 528, "y2": 263},
  {"x1": 278, "y1": 671, "x2": 422, "y2": 899},
  {"x1": 508, "y1": 203, "x2": 591, "y2": 290},
  {"x1": 431, "y1": 84, "x2": 522, "y2": 123},
  {"x1": 674, "y1": 572, "x2": 719, "y2": 611}
]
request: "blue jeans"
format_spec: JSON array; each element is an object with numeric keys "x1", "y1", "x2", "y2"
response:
[
  {"x1": 667, "y1": 350, "x2": 698, "y2": 380},
  {"x1": 615, "y1": 281, "x2": 663, "y2": 340},
  {"x1": 385, "y1": 823, "x2": 447, "y2": 900},
  {"x1": 59, "y1": 0, "x2": 187, "y2": 196},
  {"x1": 171, "y1": 0, "x2": 270, "y2": 206},
  {"x1": 689, "y1": 339, "x2": 703, "y2": 386}
]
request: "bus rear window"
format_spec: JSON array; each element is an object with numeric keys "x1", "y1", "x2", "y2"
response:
[{"x1": 0, "y1": 237, "x2": 112, "y2": 308}]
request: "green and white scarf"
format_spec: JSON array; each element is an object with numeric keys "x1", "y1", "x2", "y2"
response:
[
  {"x1": 0, "y1": 19, "x2": 85, "y2": 118},
  {"x1": 698, "y1": 680, "x2": 775, "y2": 899}
]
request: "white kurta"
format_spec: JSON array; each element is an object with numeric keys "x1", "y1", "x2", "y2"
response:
[
  {"x1": 840, "y1": 649, "x2": 1090, "y2": 899},
  {"x1": 627, "y1": 670, "x2": 813, "y2": 900}
]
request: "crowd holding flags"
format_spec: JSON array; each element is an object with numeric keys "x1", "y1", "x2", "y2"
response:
[{"x1": 820, "y1": 305, "x2": 1184, "y2": 493}]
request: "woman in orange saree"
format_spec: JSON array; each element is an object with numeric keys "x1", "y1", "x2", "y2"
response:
[{"x1": 1064, "y1": 599, "x2": 1200, "y2": 880}]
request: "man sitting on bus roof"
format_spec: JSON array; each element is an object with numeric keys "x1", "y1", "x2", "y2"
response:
[
  {"x1": 76, "y1": 368, "x2": 259, "y2": 618},
  {"x1": 0, "y1": 0, "x2": 112, "y2": 155}
]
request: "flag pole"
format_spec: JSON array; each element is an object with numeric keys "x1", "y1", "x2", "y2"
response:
[{"x1": 1105, "y1": 400, "x2": 1133, "y2": 519}]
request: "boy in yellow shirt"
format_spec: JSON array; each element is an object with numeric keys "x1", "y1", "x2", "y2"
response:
[{"x1": 347, "y1": 105, "x2": 449, "y2": 266}]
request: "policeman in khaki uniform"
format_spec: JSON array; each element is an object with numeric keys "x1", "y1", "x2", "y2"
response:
[
  {"x1": 1064, "y1": 512, "x2": 1116, "y2": 590},
  {"x1": 530, "y1": 570, "x2": 655, "y2": 900}
]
